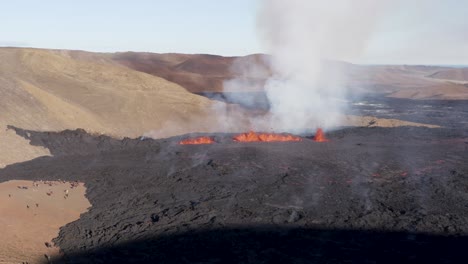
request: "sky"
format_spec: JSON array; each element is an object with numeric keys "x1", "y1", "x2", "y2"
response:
[{"x1": 1, "y1": 0, "x2": 467, "y2": 64}]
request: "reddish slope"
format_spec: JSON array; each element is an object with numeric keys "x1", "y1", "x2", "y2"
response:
[
  {"x1": 111, "y1": 53, "x2": 270, "y2": 93},
  {"x1": 429, "y1": 68, "x2": 468, "y2": 82},
  {"x1": 112, "y1": 52, "x2": 468, "y2": 99}
]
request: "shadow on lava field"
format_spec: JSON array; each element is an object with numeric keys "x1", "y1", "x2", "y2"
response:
[{"x1": 55, "y1": 226, "x2": 468, "y2": 263}]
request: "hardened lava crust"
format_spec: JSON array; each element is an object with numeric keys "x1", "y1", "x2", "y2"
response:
[{"x1": 1, "y1": 126, "x2": 467, "y2": 263}]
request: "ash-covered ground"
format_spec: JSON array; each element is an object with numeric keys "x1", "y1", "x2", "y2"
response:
[{"x1": 1, "y1": 124, "x2": 468, "y2": 263}]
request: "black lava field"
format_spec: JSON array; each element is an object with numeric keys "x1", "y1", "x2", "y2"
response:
[{"x1": 1, "y1": 123, "x2": 467, "y2": 263}]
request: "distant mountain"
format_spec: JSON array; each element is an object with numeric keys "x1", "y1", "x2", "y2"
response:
[
  {"x1": 346, "y1": 65, "x2": 468, "y2": 99},
  {"x1": 112, "y1": 53, "x2": 468, "y2": 100},
  {"x1": 111, "y1": 52, "x2": 271, "y2": 93},
  {"x1": 428, "y1": 68, "x2": 468, "y2": 82}
]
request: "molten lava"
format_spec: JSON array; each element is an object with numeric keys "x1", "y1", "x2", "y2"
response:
[
  {"x1": 233, "y1": 131, "x2": 302, "y2": 142},
  {"x1": 179, "y1": 136, "x2": 214, "y2": 145},
  {"x1": 313, "y1": 128, "x2": 329, "y2": 142}
]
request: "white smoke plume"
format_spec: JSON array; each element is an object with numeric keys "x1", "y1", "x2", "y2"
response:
[{"x1": 225, "y1": 0, "x2": 393, "y2": 132}]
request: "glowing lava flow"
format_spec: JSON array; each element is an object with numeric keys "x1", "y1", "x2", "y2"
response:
[
  {"x1": 179, "y1": 136, "x2": 214, "y2": 145},
  {"x1": 233, "y1": 131, "x2": 302, "y2": 142},
  {"x1": 313, "y1": 128, "x2": 329, "y2": 142}
]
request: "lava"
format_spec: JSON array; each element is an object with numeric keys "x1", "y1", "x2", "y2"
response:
[
  {"x1": 233, "y1": 131, "x2": 302, "y2": 142},
  {"x1": 313, "y1": 128, "x2": 329, "y2": 142},
  {"x1": 179, "y1": 136, "x2": 214, "y2": 145}
]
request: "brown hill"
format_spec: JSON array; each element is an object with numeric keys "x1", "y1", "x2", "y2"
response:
[
  {"x1": 0, "y1": 48, "x2": 450, "y2": 168},
  {"x1": 428, "y1": 68, "x2": 468, "y2": 82},
  {"x1": 111, "y1": 52, "x2": 270, "y2": 93},
  {"x1": 0, "y1": 48, "x2": 220, "y2": 167},
  {"x1": 349, "y1": 65, "x2": 468, "y2": 99},
  {"x1": 386, "y1": 83, "x2": 468, "y2": 100},
  {"x1": 112, "y1": 53, "x2": 468, "y2": 99}
]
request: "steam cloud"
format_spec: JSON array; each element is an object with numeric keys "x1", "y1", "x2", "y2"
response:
[
  {"x1": 225, "y1": 0, "x2": 392, "y2": 132},
  {"x1": 147, "y1": 0, "x2": 395, "y2": 139}
]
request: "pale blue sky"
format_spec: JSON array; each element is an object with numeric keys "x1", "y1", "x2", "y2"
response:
[
  {"x1": 1, "y1": 0, "x2": 467, "y2": 64},
  {"x1": 1, "y1": 0, "x2": 260, "y2": 55}
]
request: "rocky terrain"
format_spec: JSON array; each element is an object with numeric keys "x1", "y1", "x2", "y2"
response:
[
  {"x1": 0, "y1": 48, "x2": 225, "y2": 168},
  {"x1": 112, "y1": 52, "x2": 468, "y2": 100},
  {"x1": 2, "y1": 47, "x2": 455, "y2": 169},
  {"x1": 1, "y1": 47, "x2": 468, "y2": 263},
  {"x1": 0, "y1": 125, "x2": 467, "y2": 263}
]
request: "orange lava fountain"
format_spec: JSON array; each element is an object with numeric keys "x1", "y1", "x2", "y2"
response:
[
  {"x1": 313, "y1": 128, "x2": 329, "y2": 142},
  {"x1": 179, "y1": 136, "x2": 214, "y2": 145},
  {"x1": 233, "y1": 131, "x2": 302, "y2": 142}
]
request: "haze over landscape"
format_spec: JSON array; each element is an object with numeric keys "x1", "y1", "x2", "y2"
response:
[
  {"x1": 2, "y1": 47, "x2": 464, "y2": 168},
  {"x1": 1, "y1": 1, "x2": 467, "y2": 263}
]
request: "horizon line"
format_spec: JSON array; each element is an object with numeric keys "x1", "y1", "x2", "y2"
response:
[{"x1": 1, "y1": 46, "x2": 466, "y2": 67}]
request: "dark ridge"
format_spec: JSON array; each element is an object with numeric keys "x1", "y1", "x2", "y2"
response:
[{"x1": 6, "y1": 125, "x2": 157, "y2": 156}]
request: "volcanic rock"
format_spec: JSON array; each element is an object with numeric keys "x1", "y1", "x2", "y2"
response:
[{"x1": 0, "y1": 126, "x2": 467, "y2": 263}]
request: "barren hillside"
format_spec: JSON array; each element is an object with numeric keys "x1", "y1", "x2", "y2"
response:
[
  {"x1": 348, "y1": 65, "x2": 468, "y2": 99},
  {"x1": 0, "y1": 48, "x2": 458, "y2": 168},
  {"x1": 111, "y1": 52, "x2": 271, "y2": 93},
  {"x1": 113, "y1": 53, "x2": 468, "y2": 100},
  {"x1": 0, "y1": 48, "x2": 218, "y2": 167},
  {"x1": 428, "y1": 68, "x2": 468, "y2": 82}
]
